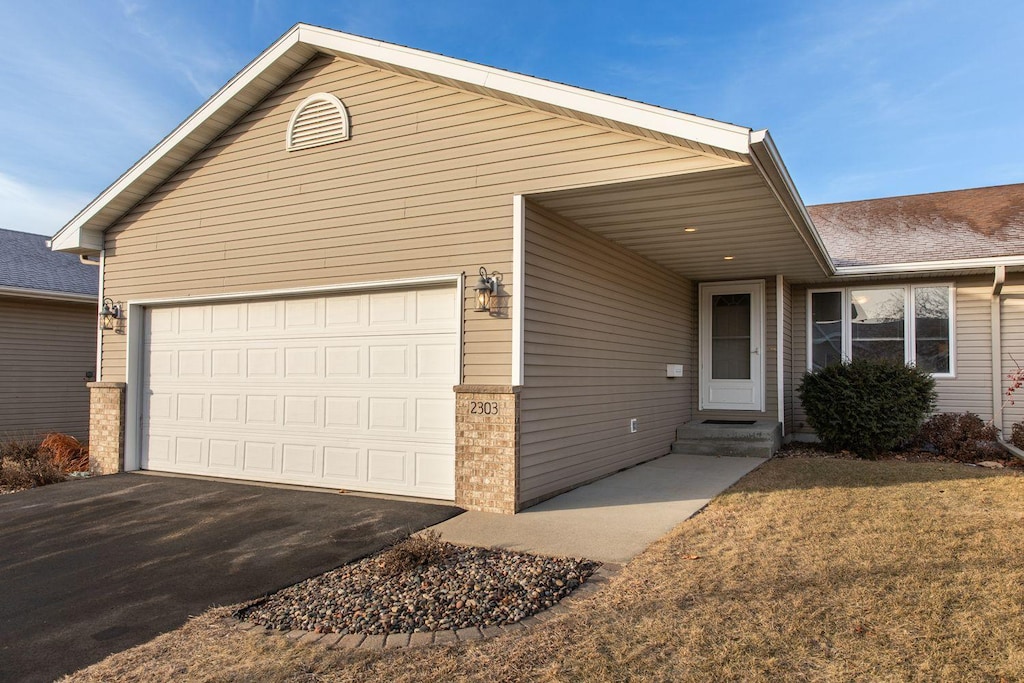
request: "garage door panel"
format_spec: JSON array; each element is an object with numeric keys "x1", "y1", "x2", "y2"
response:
[
  {"x1": 146, "y1": 390, "x2": 453, "y2": 437},
  {"x1": 141, "y1": 286, "x2": 458, "y2": 500},
  {"x1": 243, "y1": 442, "x2": 277, "y2": 473},
  {"x1": 148, "y1": 339, "x2": 456, "y2": 384},
  {"x1": 143, "y1": 432, "x2": 455, "y2": 495},
  {"x1": 208, "y1": 439, "x2": 239, "y2": 469},
  {"x1": 283, "y1": 395, "x2": 319, "y2": 427}
]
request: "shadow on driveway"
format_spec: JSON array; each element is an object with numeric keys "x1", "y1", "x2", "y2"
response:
[{"x1": 0, "y1": 473, "x2": 460, "y2": 683}]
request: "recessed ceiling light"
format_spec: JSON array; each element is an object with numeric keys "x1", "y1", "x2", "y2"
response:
[
  {"x1": 683, "y1": 227, "x2": 697, "y2": 233},
  {"x1": 723, "y1": 256, "x2": 735, "y2": 260}
]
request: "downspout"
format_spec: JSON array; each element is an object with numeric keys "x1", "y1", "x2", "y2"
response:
[
  {"x1": 990, "y1": 266, "x2": 1024, "y2": 459},
  {"x1": 776, "y1": 274, "x2": 785, "y2": 436}
]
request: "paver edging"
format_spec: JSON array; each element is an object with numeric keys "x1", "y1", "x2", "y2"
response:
[{"x1": 221, "y1": 564, "x2": 619, "y2": 651}]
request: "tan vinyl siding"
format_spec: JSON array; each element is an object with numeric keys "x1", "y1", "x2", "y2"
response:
[
  {"x1": 519, "y1": 204, "x2": 691, "y2": 507},
  {"x1": 693, "y1": 276, "x2": 778, "y2": 422},
  {"x1": 0, "y1": 297, "x2": 95, "y2": 441},
  {"x1": 99, "y1": 53, "x2": 742, "y2": 384},
  {"x1": 1000, "y1": 284, "x2": 1024, "y2": 435},
  {"x1": 791, "y1": 276, "x2": 1001, "y2": 434}
]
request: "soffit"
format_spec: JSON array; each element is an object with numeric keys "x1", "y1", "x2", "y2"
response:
[{"x1": 529, "y1": 166, "x2": 830, "y2": 283}]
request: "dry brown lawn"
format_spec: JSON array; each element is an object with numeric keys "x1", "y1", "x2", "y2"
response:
[{"x1": 64, "y1": 458, "x2": 1024, "y2": 682}]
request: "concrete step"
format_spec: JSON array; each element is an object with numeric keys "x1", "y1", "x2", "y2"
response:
[
  {"x1": 675, "y1": 419, "x2": 781, "y2": 442},
  {"x1": 670, "y1": 438, "x2": 777, "y2": 458},
  {"x1": 670, "y1": 419, "x2": 782, "y2": 458}
]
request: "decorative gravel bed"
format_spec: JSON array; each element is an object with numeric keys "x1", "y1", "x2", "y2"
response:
[{"x1": 236, "y1": 537, "x2": 600, "y2": 635}]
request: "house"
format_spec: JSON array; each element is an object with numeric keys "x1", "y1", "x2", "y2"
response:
[
  {"x1": 1, "y1": 227, "x2": 98, "y2": 441},
  {"x1": 50, "y1": 25, "x2": 1024, "y2": 513}
]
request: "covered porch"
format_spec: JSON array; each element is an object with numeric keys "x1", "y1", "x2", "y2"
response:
[{"x1": 522, "y1": 162, "x2": 833, "y2": 439}]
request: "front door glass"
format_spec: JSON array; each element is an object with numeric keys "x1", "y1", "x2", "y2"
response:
[{"x1": 711, "y1": 293, "x2": 751, "y2": 380}]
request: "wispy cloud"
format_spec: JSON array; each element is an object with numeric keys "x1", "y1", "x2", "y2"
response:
[
  {"x1": 116, "y1": 1, "x2": 243, "y2": 97},
  {"x1": 0, "y1": 173, "x2": 92, "y2": 236}
]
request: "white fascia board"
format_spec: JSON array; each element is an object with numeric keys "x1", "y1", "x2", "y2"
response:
[
  {"x1": 834, "y1": 254, "x2": 1024, "y2": 277},
  {"x1": 0, "y1": 286, "x2": 97, "y2": 303},
  {"x1": 51, "y1": 26, "x2": 305, "y2": 253},
  {"x1": 298, "y1": 25, "x2": 752, "y2": 154},
  {"x1": 51, "y1": 227, "x2": 104, "y2": 254},
  {"x1": 748, "y1": 129, "x2": 836, "y2": 276}
]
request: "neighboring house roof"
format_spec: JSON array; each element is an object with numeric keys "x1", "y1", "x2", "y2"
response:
[
  {"x1": 0, "y1": 227, "x2": 98, "y2": 299},
  {"x1": 808, "y1": 184, "x2": 1024, "y2": 271},
  {"x1": 50, "y1": 23, "x2": 831, "y2": 276}
]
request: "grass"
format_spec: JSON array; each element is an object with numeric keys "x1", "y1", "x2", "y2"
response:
[
  {"x1": 63, "y1": 457, "x2": 1024, "y2": 682},
  {"x1": 0, "y1": 434, "x2": 89, "y2": 493}
]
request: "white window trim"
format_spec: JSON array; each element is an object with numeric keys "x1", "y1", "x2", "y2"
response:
[{"x1": 806, "y1": 283, "x2": 956, "y2": 379}]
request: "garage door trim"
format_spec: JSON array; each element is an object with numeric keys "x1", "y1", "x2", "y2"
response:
[{"x1": 122, "y1": 274, "x2": 464, "y2": 474}]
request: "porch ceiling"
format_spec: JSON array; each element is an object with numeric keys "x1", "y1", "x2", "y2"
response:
[{"x1": 529, "y1": 166, "x2": 830, "y2": 283}]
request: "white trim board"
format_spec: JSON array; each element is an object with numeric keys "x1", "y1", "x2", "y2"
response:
[
  {"x1": 126, "y1": 274, "x2": 461, "y2": 307},
  {"x1": 834, "y1": 255, "x2": 1024, "y2": 276},
  {"x1": 512, "y1": 194, "x2": 525, "y2": 386},
  {"x1": 0, "y1": 286, "x2": 96, "y2": 304}
]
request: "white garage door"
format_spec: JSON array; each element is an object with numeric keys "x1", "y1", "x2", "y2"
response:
[{"x1": 140, "y1": 286, "x2": 459, "y2": 500}]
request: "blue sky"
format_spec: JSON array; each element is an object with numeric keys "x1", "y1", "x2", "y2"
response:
[{"x1": 1, "y1": 0, "x2": 1021, "y2": 235}]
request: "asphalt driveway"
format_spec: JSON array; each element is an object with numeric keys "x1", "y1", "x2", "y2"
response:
[{"x1": 0, "y1": 473, "x2": 460, "y2": 683}]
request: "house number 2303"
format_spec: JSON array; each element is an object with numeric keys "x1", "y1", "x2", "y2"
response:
[{"x1": 470, "y1": 401, "x2": 499, "y2": 415}]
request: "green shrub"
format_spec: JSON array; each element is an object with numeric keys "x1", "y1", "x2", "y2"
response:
[
  {"x1": 798, "y1": 359, "x2": 936, "y2": 458},
  {"x1": 916, "y1": 412, "x2": 1001, "y2": 462}
]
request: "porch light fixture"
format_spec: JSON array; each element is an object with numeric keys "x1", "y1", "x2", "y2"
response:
[
  {"x1": 473, "y1": 267, "x2": 498, "y2": 312},
  {"x1": 100, "y1": 297, "x2": 122, "y2": 330}
]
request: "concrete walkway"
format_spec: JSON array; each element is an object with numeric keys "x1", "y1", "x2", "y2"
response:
[{"x1": 431, "y1": 453, "x2": 765, "y2": 564}]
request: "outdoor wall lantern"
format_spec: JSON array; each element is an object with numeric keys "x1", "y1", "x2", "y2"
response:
[
  {"x1": 473, "y1": 267, "x2": 498, "y2": 313},
  {"x1": 100, "y1": 297, "x2": 122, "y2": 330}
]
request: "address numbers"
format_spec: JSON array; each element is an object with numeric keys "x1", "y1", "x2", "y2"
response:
[{"x1": 470, "y1": 401, "x2": 499, "y2": 415}]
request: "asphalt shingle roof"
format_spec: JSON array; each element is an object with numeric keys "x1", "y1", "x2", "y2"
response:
[
  {"x1": 807, "y1": 183, "x2": 1024, "y2": 268},
  {"x1": 1, "y1": 228, "x2": 99, "y2": 296}
]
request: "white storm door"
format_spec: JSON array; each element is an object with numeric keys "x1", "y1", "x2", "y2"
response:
[{"x1": 699, "y1": 281, "x2": 765, "y2": 411}]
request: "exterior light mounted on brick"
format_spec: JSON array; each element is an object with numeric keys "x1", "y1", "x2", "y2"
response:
[
  {"x1": 473, "y1": 267, "x2": 498, "y2": 312},
  {"x1": 100, "y1": 297, "x2": 122, "y2": 330}
]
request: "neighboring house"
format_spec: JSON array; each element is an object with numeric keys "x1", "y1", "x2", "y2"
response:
[
  {"x1": 50, "y1": 25, "x2": 1024, "y2": 513},
  {"x1": 1, "y1": 228, "x2": 98, "y2": 441},
  {"x1": 800, "y1": 186, "x2": 1024, "y2": 441}
]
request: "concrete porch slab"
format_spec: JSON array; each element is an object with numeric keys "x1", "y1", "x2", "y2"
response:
[{"x1": 429, "y1": 453, "x2": 765, "y2": 564}]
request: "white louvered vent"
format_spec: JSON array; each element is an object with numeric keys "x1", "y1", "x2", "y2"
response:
[{"x1": 286, "y1": 93, "x2": 350, "y2": 151}]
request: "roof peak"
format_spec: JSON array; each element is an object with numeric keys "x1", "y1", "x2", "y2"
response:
[{"x1": 51, "y1": 22, "x2": 758, "y2": 254}]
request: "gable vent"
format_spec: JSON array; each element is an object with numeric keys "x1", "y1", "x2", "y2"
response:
[{"x1": 286, "y1": 93, "x2": 350, "y2": 151}]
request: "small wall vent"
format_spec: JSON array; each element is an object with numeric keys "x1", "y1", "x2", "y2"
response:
[{"x1": 286, "y1": 92, "x2": 350, "y2": 151}]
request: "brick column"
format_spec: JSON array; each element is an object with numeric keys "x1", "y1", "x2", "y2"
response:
[
  {"x1": 87, "y1": 382, "x2": 126, "y2": 475},
  {"x1": 454, "y1": 385, "x2": 520, "y2": 514}
]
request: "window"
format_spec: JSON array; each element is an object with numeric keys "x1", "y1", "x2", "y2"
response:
[
  {"x1": 808, "y1": 284, "x2": 954, "y2": 376},
  {"x1": 913, "y1": 286, "x2": 952, "y2": 374},
  {"x1": 850, "y1": 287, "x2": 905, "y2": 363},
  {"x1": 810, "y1": 291, "x2": 843, "y2": 370}
]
